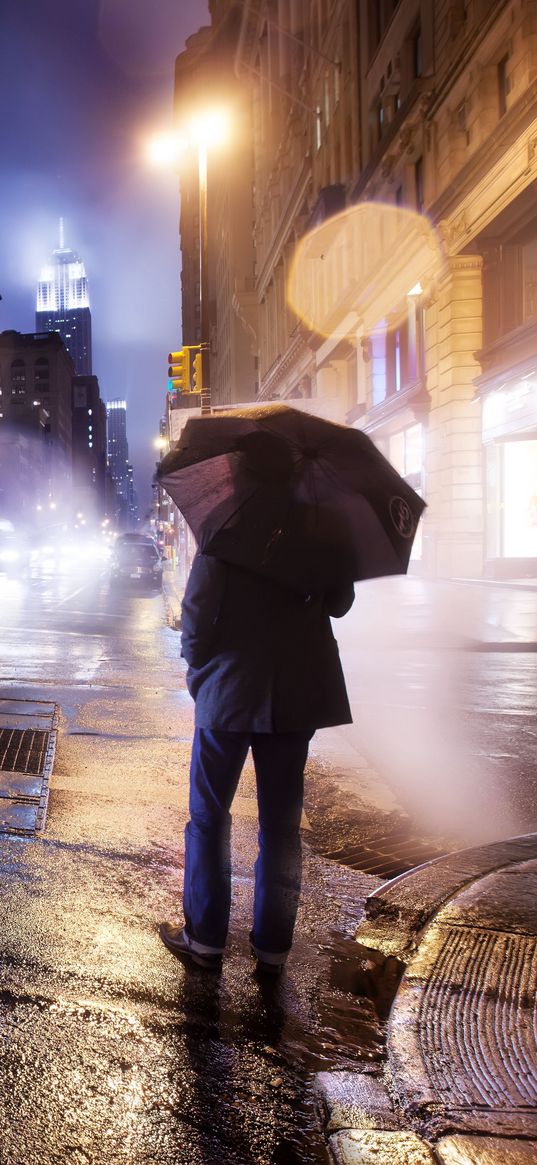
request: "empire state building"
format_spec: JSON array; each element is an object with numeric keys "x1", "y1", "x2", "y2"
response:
[{"x1": 36, "y1": 220, "x2": 92, "y2": 374}]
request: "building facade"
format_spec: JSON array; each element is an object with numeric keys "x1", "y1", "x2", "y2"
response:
[
  {"x1": 173, "y1": 1, "x2": 258, "y2": 408},
  {"x1": 173, "y1": 0, "x2": 537, "y2": 578},
  {"x1": 36, "y1": 222, "x2": 92, "y2": 376},
  {"x1": 0, "y1": 330, "x2": 73, "y2": 522}
]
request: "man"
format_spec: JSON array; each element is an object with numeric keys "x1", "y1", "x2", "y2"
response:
[{"x1": 159, "y1": 549, "x2": 354, "y2": 975}]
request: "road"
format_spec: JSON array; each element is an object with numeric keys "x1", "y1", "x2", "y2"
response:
[
  {"x1": 0, "y1": 561, "x2": 382, "y2": 1165},
  {"x1": 0, "y1": 561, "x2": 535, "y2": 1164}
]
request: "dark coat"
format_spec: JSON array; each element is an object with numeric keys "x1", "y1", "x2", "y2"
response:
[{"x1": 180, "y1": 553, "x2": 354, "y2": 733}]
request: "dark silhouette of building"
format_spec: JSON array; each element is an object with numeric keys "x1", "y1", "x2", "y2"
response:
[
  {"x1": 106, "y1": 399, "x2": 137, "y2": 528},
  {"x1": 72, "y1": 375, "x2": 107, "y2": 522},
  {"x1": 0, "y1": 330, "x2": 73, "y2": 524}
]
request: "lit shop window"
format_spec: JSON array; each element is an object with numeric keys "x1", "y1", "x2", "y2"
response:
[
  {"x1": 502, "y1": 439, "x2": 537, "y2": 557},
  {"x1": 388, "y1": 424, "x2": 424, "y2": 558}
]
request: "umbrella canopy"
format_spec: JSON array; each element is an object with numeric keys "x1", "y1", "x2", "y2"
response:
[{"x1": 157, "y1": 405, "x2": 426, "y2": 593}]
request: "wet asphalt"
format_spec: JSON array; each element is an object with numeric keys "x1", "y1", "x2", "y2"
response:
[
  {"x1": 0, "y1": 564, "x2": 535, "y2": 1164},
  {"x1": 0, "y1": 565, "x2": 383, "y2": 1165}
]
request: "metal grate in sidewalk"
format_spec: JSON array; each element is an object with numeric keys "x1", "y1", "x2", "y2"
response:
[
  {"x1": 0, "y1": 701, "x2": 58, "y2": 836},
  {"x1": 320, "y1": 830, "x2": 447, "y2": 879},
  {"x1": 0, "y1": 728, "x2": 49, "y2": 776}
]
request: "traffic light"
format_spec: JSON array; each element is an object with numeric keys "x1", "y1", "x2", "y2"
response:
[
  {"x1": 193, "y1": 351, "x2": 203, "y2": 392},
  {"x1": 168, "y1": 349, "x2": 191, "y2": 394}
]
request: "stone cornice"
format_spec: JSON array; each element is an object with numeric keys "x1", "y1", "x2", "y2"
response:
[
  {"x1": 256, "y1": 157, "x2": 312, "y2": 299},
  {"x1": 258, "y1": 331, "x2": 312, "y2": 399},
  {"x1": 362, "y1": 379, "x2": 430, "y2": 434},
  {"x1": 429, "y1": 79, "x2": 537, "y2": 236}
]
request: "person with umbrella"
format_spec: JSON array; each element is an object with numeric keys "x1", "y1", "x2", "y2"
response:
[
  {"x1": 157, "y1": 406, "x2": 424, "y2": 975},
  {"x1": 158, "y1": 425, "x2": 356, "y2": 975}
]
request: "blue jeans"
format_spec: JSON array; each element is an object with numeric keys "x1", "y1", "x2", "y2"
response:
[{"x1": 183, "y1": 728, "x2": 311, "y2": 955}]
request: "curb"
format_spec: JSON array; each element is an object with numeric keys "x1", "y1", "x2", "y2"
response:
[
  {"x1": 162, "y1": 567, "x2": 183, "y2": 631},
  {"x1": 357, "y1": 833, "x2": 537, "y2": 958},
  {"x1": 316, "y1": 836, "x2": 537, "y2": 1164}
]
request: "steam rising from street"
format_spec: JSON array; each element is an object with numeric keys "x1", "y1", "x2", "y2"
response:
[{"x1": 336, "y1": 577, "x2": 526, "y2": 845}]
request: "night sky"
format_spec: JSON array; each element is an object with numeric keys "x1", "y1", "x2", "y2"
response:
[{"x1": 0, "y1": 0, "x2": 209, "y2": 515}]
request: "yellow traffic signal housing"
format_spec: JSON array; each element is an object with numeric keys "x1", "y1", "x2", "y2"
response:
[
  {"x1": 168, "y1": 349, "x2": 191, "y2": 394},
  {"x1": 192, "y1": 351, "x2": 203, "y2": 392}
]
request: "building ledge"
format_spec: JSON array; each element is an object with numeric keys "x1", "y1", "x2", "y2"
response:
[
  {"x1": 475, "y1": 322, "x2": 537, "y2": 389},
  {"x1": 362, "y1": 378, "x2": 429, "y2": 433}
]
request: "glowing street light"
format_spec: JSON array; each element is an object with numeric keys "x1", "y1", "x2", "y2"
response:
[{"x1": 147, "y1": 108, "x2": 231, "y2": 415}]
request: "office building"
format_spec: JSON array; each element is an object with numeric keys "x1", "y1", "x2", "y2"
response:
[
  {"x1": 106, "y1": 399, "x2": 137, "y2": 527},
  {"x1": 72, "y1": 376, "x2": 107, "y2": 521},
  {"x1": 36, "y1": 221, "x2": 92, "y2": 376}
]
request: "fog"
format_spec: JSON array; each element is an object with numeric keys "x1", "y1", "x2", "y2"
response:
[{"x1": 335, "y1": 576, "x2": 525, "y2": 846}]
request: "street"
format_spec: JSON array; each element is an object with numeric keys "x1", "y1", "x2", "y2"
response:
[
  {"x1": 0, "y1": 562, "x2": 535, "y2": 1163},
  {"x1": 0, "y1": 562, "x2": 382, "y2": 1165}
]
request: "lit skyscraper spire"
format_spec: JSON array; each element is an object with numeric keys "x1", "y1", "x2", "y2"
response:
[{"x1": 36, "y1": 221, "x2": 92, "y2": 374}]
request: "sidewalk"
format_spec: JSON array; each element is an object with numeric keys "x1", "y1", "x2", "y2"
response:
[{"x1": 315, "y1": 834, "x2": 537, "y2": 1165}]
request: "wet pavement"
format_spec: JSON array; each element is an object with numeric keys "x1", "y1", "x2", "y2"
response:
[
  {"x1": 0, "y1": 564, "x2": 536, "y2": 1163},
  {"x1": 0, "y1": 565, "x2": 385, "y2": 1164},
  {"x1": 317, "y1": 837, "x2": 537, "y2": 1164}
]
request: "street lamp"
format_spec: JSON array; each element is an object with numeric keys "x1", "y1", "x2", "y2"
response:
[{"x1": 147, "y1": 109, "x2": 230, "y2": 416}]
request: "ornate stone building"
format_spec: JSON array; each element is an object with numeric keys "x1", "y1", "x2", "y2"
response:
[{"x1": 176, "y1": 0, "x2": 537, "y2": 578}]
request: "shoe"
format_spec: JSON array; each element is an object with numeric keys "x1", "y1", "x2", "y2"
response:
[
  {"x1": 254, "y1": 958, "x2": 285, "y2": 976},
  {"x1": 250, "y1": 944, "x2": 286, "y2": 976},
  {"x1": 159, "y1": 923, "x2": 223, "y2": 972}
]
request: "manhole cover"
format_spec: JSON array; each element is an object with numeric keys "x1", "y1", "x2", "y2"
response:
[{"x1": 0, "y1": 729, "x2": 49, "y2": 776}]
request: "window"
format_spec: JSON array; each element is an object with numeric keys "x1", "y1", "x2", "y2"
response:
[
  {"x1": 414, "y1": 157, "x2": 424, "y2": 211},
  {"x1": 369, "y1": 296, "x2": 423, "y2": 404},
  {"x1": 323, "y1": 72, "x2": 331, "y2": 126},
  {"x1": 315, "y1": 106, "x2": 322, "y2": 151},
  {"x1": 334, "y1": 60, "x2": 341, "y2": 107},
  {"x1": 498, "y1": 55, "x2": 509, "y2": 117},
  {"x1": 412, "y1": 24, "x2": 422, "y2": 78},
  {"x1": 367, "y1": 0, "x2": 401, "y2": 61},
  {"x1": 35, "y1": 357, "x2": 49, "y2": 390},
  {"x1": 522, "y1": 237, "x2": 537, "y2": 321},
  {"x1": 10, "y1": 359, "x2": 26, "y2": 397}
]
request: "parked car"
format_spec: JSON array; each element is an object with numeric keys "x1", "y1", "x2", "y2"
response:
[{"x1": 110, "y1": 539, "x2": 163, "y2": 589}]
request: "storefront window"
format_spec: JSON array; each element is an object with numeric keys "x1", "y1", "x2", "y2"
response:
[
  {"x1": 388, "y1": 423, "x2": 424, "y2": 559},
  {"x1": 502, "y1": 439, "x2": 537, "y2": 557}
]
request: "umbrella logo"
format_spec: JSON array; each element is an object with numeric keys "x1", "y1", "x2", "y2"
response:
[{"x1": 390, "y1": 497, "x2": 415, "y2": 539}]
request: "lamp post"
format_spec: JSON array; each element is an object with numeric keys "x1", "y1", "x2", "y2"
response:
[
  {"x1": 197, "y1": 140, "x2": 210, "y2": 415},
  {"x1": 148, "y1": 110, "x2": 230, "y2": 417}
]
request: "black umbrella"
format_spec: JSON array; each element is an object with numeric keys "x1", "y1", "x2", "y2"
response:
[{"x1": 157, "y1": 405, "x2": 425, "y2": 593}]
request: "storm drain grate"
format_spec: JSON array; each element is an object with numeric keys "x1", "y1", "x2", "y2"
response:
[
  {"x1": 0, "y1": 729, "x2": 49, "y2": 776},
  {"x1": 319, "y1": 832, "x2": 447, "y2": 879}
]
